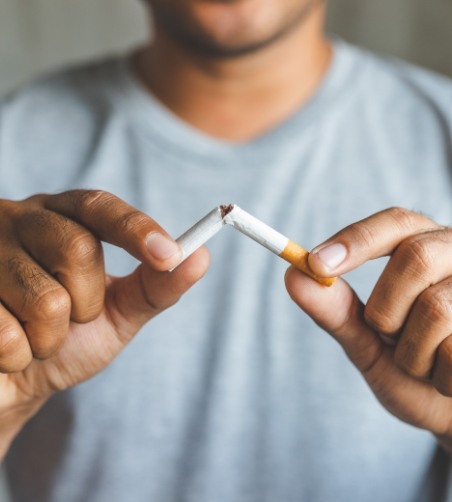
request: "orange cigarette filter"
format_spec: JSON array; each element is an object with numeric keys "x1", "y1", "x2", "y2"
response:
[{"x1": 279, "y1": 241, "x2": 336, "y2": 287}]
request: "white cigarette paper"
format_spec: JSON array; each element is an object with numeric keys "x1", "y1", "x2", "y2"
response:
[
  {"x1": 176, "y1": 207, "x2": 225, "y2": 262},
  {"x1": 172, "y1": 204, "x2": 336, "y2": 287}
]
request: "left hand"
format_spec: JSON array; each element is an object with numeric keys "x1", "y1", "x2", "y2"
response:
[{"x1": 285, "y1": 207, "x2": 452, "y2": 450}]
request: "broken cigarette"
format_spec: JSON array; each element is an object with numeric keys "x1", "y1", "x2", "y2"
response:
[{"x1": 173, "y1": 204, "x2": 336, "y2": 287}]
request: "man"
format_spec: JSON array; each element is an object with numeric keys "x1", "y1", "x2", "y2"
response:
[{"x1": 1, "y1": 0, "x2": 452, "y2": 500}]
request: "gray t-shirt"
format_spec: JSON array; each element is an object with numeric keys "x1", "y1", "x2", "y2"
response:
[{"x1": 1, "y1": 40, "x2": 452, "y2": 502}]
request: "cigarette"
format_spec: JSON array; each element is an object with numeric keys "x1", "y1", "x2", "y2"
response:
[{"x1": 173, "y1": 204, "x2": 336, "y2": 287}]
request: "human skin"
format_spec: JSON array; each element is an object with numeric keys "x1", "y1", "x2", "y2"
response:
[
  {"x1": 0, "y1": 0, "x2": 332, "y2": 461},
  {"x1": 135, "y1": 0, "x2": 331, "y2": 140},
  {"x1": 2, "y1": 0, "x2": 452, "y2": 462},
  {"x1": 139, "y1": 0, "x2": 452, "y2": 451},
  {"x1": 0, "y1": 191, "x2": 209, "y2": 460},
  {"x1": 138, "y1": 1, "x2": 452, "y2": 451},
  {"x1": 285, "y1": 208, "x2": 452, "y2": 452}
]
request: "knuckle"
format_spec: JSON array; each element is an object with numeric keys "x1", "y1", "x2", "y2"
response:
[
  {"x1": 78, "y1": 190, "x2": 114, "y2": 214},
  {"x1": 65, "y1": 232, "x2": 102, "y2": 265},
  {"x1": 364, "y1": 303, "x2": 397, "y2": 335},
  {"x1": 386, "y1": 206, "x2": 418, "y2": 232},
  {"x1": 7, "y1": 257, "x2": 53, "y2": 303},
  {"x1": 34, "y1": 288, "x2": 71, "y2": 321},
  {"x1": 395, "y1": 237, "x2": 435, "y2": 277},
  {"x1": 114, "y1": 211, "x2": 149, "y2": 236},
  {"x1": 416, "y1": 288, "x2": 452, "y2": 326}
]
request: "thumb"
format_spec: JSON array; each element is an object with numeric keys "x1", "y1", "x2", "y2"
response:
[
  {"x1": 285, "y1": 267, "x2": 385, "y2": 374},
  {"x1": 285, "y1": 268, "x2": 452, "y2": 434},
  {"x1": 105, "y1": 247, "x2": 210, "y2": 339}
]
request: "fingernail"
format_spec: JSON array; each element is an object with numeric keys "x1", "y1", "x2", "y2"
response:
[
  {"x1": 146, "y1": 233, "x2": 181, "y2": 261},
  {"x1": 313, "y1": 243, "x2": 347, "y2": 272}
]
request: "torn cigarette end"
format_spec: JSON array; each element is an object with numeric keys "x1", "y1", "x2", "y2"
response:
[
  {"x1": 173, "y1": 204, "x2": 337, "y2": 287},
  {"x1": 220, "y1": 204, "x2": 234, "y2": 218},
  {"x1": 279, "y1": 241, "x2": 336, "y2": 287}
]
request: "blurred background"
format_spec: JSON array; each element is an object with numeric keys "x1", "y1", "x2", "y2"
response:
[
  {"x1": 0, "y1": 0, "x2": 451, "y2": 499},
  {"x1": 0, "y1": 0, "x2": 451, "y2": 97}
]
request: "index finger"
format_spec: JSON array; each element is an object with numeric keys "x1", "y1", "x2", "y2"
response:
[
  {"x1": 307, "y1": 207, "x2": 438, "y2": 276},
  {"x1": 42, "y1": 190, "x2": 182, "y2": 271}
]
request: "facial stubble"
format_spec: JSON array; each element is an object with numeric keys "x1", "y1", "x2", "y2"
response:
[{"x1": 148, "y1": 0, "x2": 327, "y2": 59}]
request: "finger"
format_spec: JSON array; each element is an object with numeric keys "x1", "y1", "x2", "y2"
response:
[
  {"x1": 0, "y1": 303, "x2": 33, "y2": 373},
  {"x1": 284, "y1": 267, "x2": 384, "y2": 374},
  {"x1": 106, "y1": 247, "x2": 210, "y2": 340},
  {"x1": 0, "y1": 251, "x2": 71, "y2": 359},
  {"x1": 16, "y1": 208, "x2": 105, "y2": 323},
  {"x1": 365, "y1": 228, "x2": 452, "y2": 336},
  {"x1": 308, "y1": 207, "x2": 437, "y2": 276},
  {"x1": 431, "y1": 336, "x2": 452, "y2": 397},
  {"x1": 284, "y1": 267, "x2": 452, "y2": 431},
  {"x1": 42, "y1": 190, "x2": 182, "y2": 271},
  {"x1": 394, "y1": 278, "x2": 452, "y2": 379}
]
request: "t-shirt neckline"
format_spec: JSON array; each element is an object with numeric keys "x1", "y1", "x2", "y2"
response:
[{"x1": 115, "y1": 39, "x2": 362, "y2": 158}]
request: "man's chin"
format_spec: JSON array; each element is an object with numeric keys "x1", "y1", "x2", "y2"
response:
[
  {"x1": 151, "y1": 0, "x2": 323, "y2": 59},
  {"x1": 168, "y1": 29, "x2": 294, "y2": 59}
]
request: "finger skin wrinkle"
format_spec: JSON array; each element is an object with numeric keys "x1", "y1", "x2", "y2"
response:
[
  {"x1": 359, "y1": 341, "x2": 385, "y2": 378},
  {"x1": 396, "y1": 237, "x2": 436, "y2": 279},
  {"x1": 394, "y1": 338, "x2": 424, "y2": 378},
  {"x1": 64, "y1": 233, "x2": 102, "y2": 265},
  {"x1": 32, "y1": 288, "x2": 71, "y2": 322},
  {"x1": 364, "y1": 304, "x2": 398, "y2": 336},
  {"x1": 350, "y1": 222, "x2": 377, "y2": 250},
  {"x1": 0, "y1": 317, "x2": 32, "y2": 372},
  {"x1": 138, "y1": 269, "x2": 177, "y2": 314},
  {"x1": 386, "y1": 206, "x2": 421, "y2": 233},
  {"x1": 418, "y1": 289, "x2": 452, "y2": 327},
  {"x1": 393, "y1": 280, "x2": 452, "y2": 380},
  {"x1": 0, "y1": 325, "x2": 22, "y2": 356},
  {"x1": 5, "y1": 257, "x2": 71, "y2": 324},
  {"x1": 330, "y1": 290, "x2": 360, "y2": 336},
  {"x1": 7, "y1": 256, "x2": 53, "y2": 306},
  {"x1": 418, "y1": 226, "x2": 452, "y2": 243},
  {"x1": 334, "y1": 293, "x2": 385, "y2": 375},
  {"x1": 78, "y1": 190, "x2": 115, "y2": 216},
  {"x1": 107, "y1": 271, "x2": 161, "y2": 336},
  {"x1": 113, "y1": 210, "x2": 150, "y2": 237},
  {"x1": 27, "y1": 328, "x2": 65, "y2": 360}
]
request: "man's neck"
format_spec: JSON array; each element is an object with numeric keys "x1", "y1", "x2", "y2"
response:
[{"x1": 134, "y1": 7, "x2": 331, "y2": 142}]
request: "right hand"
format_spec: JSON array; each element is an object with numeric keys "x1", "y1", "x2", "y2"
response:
[{"x1": 0, "y1": 190, "x2": 209, "y2": 437}]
